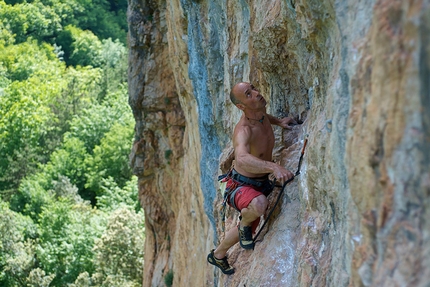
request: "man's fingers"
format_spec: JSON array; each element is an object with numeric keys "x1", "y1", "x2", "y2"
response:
[
  {"x1": 286, "y1": 117, "x2": 297, "y2": 125},
  {"x1": 275, "y1": 171, "x2": 294, "y2": 184}
]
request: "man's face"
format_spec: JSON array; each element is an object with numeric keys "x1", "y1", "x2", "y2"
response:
[{"x1": 233, "y1": 82, "x2": 267, "y2": 110}]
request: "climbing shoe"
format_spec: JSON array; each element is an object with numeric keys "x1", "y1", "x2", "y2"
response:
[
  {"x1": 239, "y1": 225, "x2": 255, "y2": 250},
  {"x1": 207, "y1": 249, "x2": 235, "y2": 275}
]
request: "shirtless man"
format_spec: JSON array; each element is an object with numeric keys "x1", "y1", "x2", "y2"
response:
[{"x1": 207, "y1": 82, "x2": 295, "y2": 274}]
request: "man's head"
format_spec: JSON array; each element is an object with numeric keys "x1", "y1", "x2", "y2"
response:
[{"x1": 230, "y1": 82, "x2": 266, "y2": 111}]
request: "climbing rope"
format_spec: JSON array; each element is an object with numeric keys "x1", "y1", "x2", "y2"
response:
[{"x1": 253, "y1": 137, "x2": 308, "y2": 244}]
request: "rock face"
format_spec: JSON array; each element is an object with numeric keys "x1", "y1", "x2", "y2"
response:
[{"x1": 127, "y1": 0, "x2": 430, "y2": 286}]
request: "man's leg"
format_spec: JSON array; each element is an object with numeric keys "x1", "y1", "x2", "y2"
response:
[
  {"x1": 211, "y1": 194, "x2": 268, "y2": 263},
  {"x1": 207, "y1": 226, "x2": 238, "y2": 275},
  {"x1": 238, "y1": 194, "x2": 268, "y2": 249},
  {"x1": 240, "y1": 194, "x2": 268, "y2": 227},
  {"x1": 214, "y1": 227, "x2": 239, "y2": 259},
  {"x1": 213, "y1": 193, "x2": 268, "y2": 257}
]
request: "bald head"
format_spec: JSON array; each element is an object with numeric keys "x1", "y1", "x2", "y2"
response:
[{"x1": 230, "y1": 82, "x2": 248, "y2": 106}]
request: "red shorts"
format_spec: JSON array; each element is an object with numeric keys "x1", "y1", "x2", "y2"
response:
[{"x1": 226, "y1": 179, "x2": 264, "y2": 234}]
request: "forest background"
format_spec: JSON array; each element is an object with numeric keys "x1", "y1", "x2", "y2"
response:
[{"x1": 0, "y1": 0, "x2": 146, "y2": 286}]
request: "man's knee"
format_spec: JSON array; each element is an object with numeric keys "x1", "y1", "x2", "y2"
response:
[{"x1": 248, "y1": 195, "x2": 268, "y2": 216}]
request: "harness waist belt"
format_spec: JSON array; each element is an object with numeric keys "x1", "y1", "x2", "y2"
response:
[{"x1": 231, "y1": 169, "x2": 268, "y2": 188}]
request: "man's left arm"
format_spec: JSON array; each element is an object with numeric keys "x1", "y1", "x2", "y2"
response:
[{"x1": 266, "y1": 114, "x2": 296, "y2": 129}]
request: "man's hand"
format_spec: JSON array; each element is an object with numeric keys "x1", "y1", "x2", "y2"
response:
[
  {"x1": 277, "y1": 117, "x2": 297, "y2": 130},
  {"x1": 271, "y1": 165, "x2": 294, "y2": 184}
]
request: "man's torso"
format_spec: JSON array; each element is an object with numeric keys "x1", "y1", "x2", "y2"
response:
[{"x1": 233, "y1": 115, "x2": 275, "y2": 177}]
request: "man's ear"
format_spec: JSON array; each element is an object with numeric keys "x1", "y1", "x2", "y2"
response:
[{"x1": 236, "y1": 103, "x2": 245, "y2": 111}]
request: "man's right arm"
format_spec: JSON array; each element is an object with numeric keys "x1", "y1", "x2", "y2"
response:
[{"x1": 234, "y1": 127, "x2": 294, "y2": 183}]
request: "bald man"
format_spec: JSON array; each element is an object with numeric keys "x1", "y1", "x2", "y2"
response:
[{"x1": 207, "y1": 82, "x2": 295, "y2": 274}]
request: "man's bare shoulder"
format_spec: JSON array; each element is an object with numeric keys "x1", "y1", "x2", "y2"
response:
[{"x1": 233, "y1": 120, "x2": 253, "y2": 141}]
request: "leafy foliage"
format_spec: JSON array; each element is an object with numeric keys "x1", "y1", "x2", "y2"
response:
[
  {"x1": 85, "y1": 119, "x2": 134, "y2": 194},
  {"x1": 0, "y1": 0, "x2": 141, "y2": 285},
  {"x1": 0, "y1": 201, "x2": 38, "y2": 286},
  {"x1": 2, "y1": 0, "x2": 127, "y2": 44},
  {"x1": 9, "y1": 84, "x2": 133, "y2": 212},
  {"x1": 37, "y1": 199, "x2": 106, "y2": 286},
  {"x1": 97, "y1": 177, "x2": 139, "y2": 212},
  {"x1": 68, "y1": 0, "x2": 127, "y2": 43},
  {"x1": 92, "y1": 207, "x2": 144, "y2": 286},
  {"x1": 164, "y1": 270, "x2": 174, "y2": 287},
  {"x1": 42, "y1": 137, "x2": 89, "y2": 196},
  {"x1": 0, "y1": 41, "x2": 61, "y2": 193},
  {"x1": 0, "y1": 38, "x2": 63, "y2": 81},
  {"x1": 10, "y1": 175, "x2": 54, "y2": 221},
  {"x1": 66, "y1": 88, "x2": 131, "y2": 153},
  {"x1": 57, "y1": 25, "x2": 103, "y2": 67},
  {"x1": 0, "y1": 0, "x2": 61, "y2": 44},
  {"x1": 0, "y1": 40, "x2": 106, "y2": 195}
]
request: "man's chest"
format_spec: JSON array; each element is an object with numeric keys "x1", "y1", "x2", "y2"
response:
[{"x1": 249, "y1": 128, "x2": 275, "y2": 155}]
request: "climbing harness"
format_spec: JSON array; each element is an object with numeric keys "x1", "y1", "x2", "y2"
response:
[
  {"x1": 253, "y1": 137, "x2": 308, "y2": 244},
  {"x1": 218, "y1": 169, "x2": 274, "y2": 231}
]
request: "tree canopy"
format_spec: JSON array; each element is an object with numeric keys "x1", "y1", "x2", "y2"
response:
[{"x1": 0, "y1": 0, "x2": 144, "y2": 286}]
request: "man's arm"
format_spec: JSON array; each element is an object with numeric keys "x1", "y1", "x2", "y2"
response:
[
  {"x1": 234, "y1": 127, "x2": 294, "y2": 183},
  {"x1": 266, "y1": 114, "x2": 296, "y2": 129}
]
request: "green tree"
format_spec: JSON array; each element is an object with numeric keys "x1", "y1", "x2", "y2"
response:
[
  {"x1": 0, "y1": 39, "x2": 64, "y2": 82},
  {"x1": 1, "y1": 0, "x2": 127, "y2": 44},
  {"x1": 0, "y1": 0, "x2": 61, "y2": 44},
  {"x1": 96, "y1": 177, "x2": 139, "y2": 212},
  {"x1": 9, "y1": 175, "x2": 54, "y2": 221},
  {"x1": 43, "y1": 137, "x2": 88, "y2": 193},
  {"x1": 0, "y1": 69, "x2": 60, "y2": 194},
  {"x1": 67, "y1": 86, "x2": 132, "y2": 153},
  {"x1": 44, "y1": 65, "x2": 104, "y2": 152},
  {"x1": 0, "y1": 1, "x2": 140, "y2": 285},
  {"x1": 0, "y1": 39, "x2": 108, "y2": 197},
  {"x1": 0, "y1": 201, "x2": 38, "y2": 286},
  {"x1": 37, "y1": 199, "x2": 106, "y2": 286},
  {"x1": 57, "y1": 25, "x2": 103, "y2": 67},
  {"x1": 9, "y1": 138, "x2": 87, "y2": 219},
  {"x1": 8, "y1": 81, "x2": 131, "y2": 206},
  {"x1": 0, "y1": 40, "x2": 66, "y2": 196},
  {"x1": 26, "y1": 268, "x2": 55, "y2": 287},
  {"x1": 66, "y1": 0, "x2": 127, "y2": 43},
  {"x1": 92, "y1": 207, "x2": 144, "y2": 286},
  {"x1": 0, "y1": 18, "x2": 15, "y2": 46},
  {"x1": 85, "y1": 121, "x2": 134, "y2": 194},
  {"x1": 99, "y1": 38, "x2": 127, "y2": 97}
]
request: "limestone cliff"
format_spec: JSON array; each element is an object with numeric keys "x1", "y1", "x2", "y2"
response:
[{"x1": 127, "y1": 0, "x2": 430, "y2": 286}]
